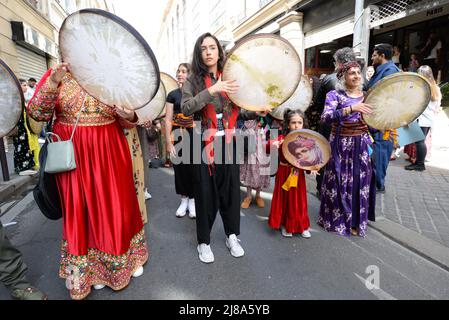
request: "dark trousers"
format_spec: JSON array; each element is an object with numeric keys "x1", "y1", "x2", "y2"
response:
[
  {"x1": 0, "y1": 223, "x2": 30, "y2": 291},
  {"x1": 415, "y1": 127, "x2": 430, "y2": 166},
  {"x1": 173, "y1": 127, "x2": 194, "y2": 198},
  {"x1": 192, "y1": 136, "x2": 241, "y2": 245},
  {"x1": 373, "y1": 132, "x2": 394, "y2": 189}
]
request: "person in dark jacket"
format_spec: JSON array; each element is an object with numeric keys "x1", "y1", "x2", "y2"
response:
[{"x1": 368, "y1": 43, "x2": 401, "y2": 193}]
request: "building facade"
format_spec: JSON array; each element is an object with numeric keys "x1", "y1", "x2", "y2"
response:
[
  {"x1": 0, "y1": 0, "x2": 115, "y2": 82},
  {"x1": 232, "y1": 0, "x2": 448, "y2": 83},
  {"x1": 156, "y1": 0, "x2": 448, "y2": 85},
  {"x1": 156, "y1": 0, "x2": 275, "y2": 75}
]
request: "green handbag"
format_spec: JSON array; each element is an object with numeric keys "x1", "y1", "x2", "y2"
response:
[{"x1": 44, "y1": 103, "x2": 84, "y2": 174}]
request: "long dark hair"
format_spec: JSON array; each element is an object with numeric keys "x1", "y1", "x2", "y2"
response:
[
  {"x1": 178, "y1": 62, "x2": 191, "y2": 73},
  {"x1": 190, "y1": 32, "x2": 225, "y2": 91},
  {"x1": 282, "y1": 109, "x2": 308, "y2": 135}
]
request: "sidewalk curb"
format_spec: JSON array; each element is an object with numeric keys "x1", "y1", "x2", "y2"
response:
[
  {"x1": 0, "y1": 175, "x2": 35, "y2": 203},
  {"x1": 369, "y1": 218, "x2": 449, "y2": 273}
]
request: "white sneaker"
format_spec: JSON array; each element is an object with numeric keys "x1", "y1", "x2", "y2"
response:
[
  {"x1": 19, "y1": 169, "x2": 38, "y2": 176},
  {"x1": 176, "y1": 198, "x2": 188, "y2": 217},
  {"x1": 197, "y1": 244, "x2": 214, "y2": 264},
  {"x1": 132, "y1": 266, "x2": 144, "y2": 278},
  {"x1": 225, "y1": 234, "x2": 244, "y2": 258},
  {"x1": 144, "y1": 188, "x2": 152, "y2": 200},
  {"x1": 93, "y1": 284, "x2": 105, "y2": 290},
  {"x1": 301, "y1": 229, "x2": 311, "y2": 239},
  {"x1": 188, "y1": 198, "x2": 196, "y2": 219},
  {"x1": 281, "y1": 227, "x2": 293, "y2": 238}
]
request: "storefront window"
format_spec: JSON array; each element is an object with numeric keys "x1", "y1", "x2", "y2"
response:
[
  {"x1": 305, "y1": 35, "x2": 353, "y2": 77},
  {"x1": 372, "y1": 14, "x2": 448, "y2": 84}
]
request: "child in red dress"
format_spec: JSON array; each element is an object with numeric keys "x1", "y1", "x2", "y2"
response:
[{"x1": 268, "y1": 110, "x2": 318, "y2": 238}]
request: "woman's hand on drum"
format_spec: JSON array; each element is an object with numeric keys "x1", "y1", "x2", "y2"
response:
[
  {"x1": 208, "y1": 76, "x2": 239, "y2": 96},
  {"x1": 114, "y1": 105, "x2": 136, "y2": 122},
  {"x1": 49, "y1": 63, "x2": 70, "y2": 88},
  {"x1": 352, "y1": 102, "x2": 373, "y2": 115},
  {"x1": 256, "y1": 106, "x2": 273, "y2": 117}
]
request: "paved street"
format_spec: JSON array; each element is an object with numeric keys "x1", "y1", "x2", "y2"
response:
[{"x1": 1, "y1": 164, "x2": 449, "y2": 300}]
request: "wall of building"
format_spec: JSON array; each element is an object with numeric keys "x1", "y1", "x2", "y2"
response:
[
  {"x1": 0, "y1": 0, "x2": 114, "y2": 80},
  {"x1": 0, "y1": 0, "x2": 57, "y2": 74}
]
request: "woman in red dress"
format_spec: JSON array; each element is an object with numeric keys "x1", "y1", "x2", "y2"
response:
[{"x1": 27, "y1": 64, "x2": 148, "y2": 300}]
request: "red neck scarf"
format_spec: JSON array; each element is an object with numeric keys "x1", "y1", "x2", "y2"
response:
[{"x1": 202, "y1": 72, "x2": 239, "y2": 165}]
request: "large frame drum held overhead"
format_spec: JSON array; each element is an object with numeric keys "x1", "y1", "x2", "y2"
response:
[
  {"x1": 59, "y1": 9, "x2": 160, "y2": 110},
  {"x1": 270, "y1": 75, "x2": 313, "y2": 120},
  {"x1": 158, "y1": 72, "x2": 178, "y2": 118},
  {"x1": 222, "y1": 34, "x2": 301, "y2": 112},
  {"x1": 282, "y1": 129, "x2": 331, "y2": 171},
  {"x1": 363, "y1": 72, "x2": 431, "y2": 131},
  {"x1": 0, "y1": 58, "x2": 23, "y2": 138},
  {"x1": 136, "y1": 82, "x2": 166, "y2": 123}
]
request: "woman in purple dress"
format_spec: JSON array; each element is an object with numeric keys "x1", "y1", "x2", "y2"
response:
[{"x1": 317, "y1": 61, "x2": 376, "y2": 237}]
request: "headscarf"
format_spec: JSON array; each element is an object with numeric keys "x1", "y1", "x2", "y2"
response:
[{"x1": 336, "y1": 61, "x2": 360, "y2": 80}]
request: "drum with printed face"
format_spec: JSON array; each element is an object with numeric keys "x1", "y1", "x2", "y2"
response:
[
  {"x1": 0, "y1": 58, "x2": 23, "y2": 138},
  {"x1": 158, "y1": 72, "x2": 178, "y2": 118},
  {"x1": 363, "y1": 72, "x2": 431, "y2": 130},
  {"x1": 222, "y1": 34, "x2": 301, "y2": 112},
  {"x1": 270, "y1": 75, "x2": 313, "y2": 120},
  {"x1": 282, "y1": 129, "x2": 331, "y2": 171},
  {"x1": 59, "y1": 9, "x2": 160, "y2": 110}
]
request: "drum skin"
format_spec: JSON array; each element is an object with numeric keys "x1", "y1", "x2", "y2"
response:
[
  {"x1": 222, "y1": 34, "x2": 301, "y2": 112},
  {"x1": 159, "y1": 72, "x2": 178, "y2": 118},
  {"x1": 282, "y1": 129, "x2": 331, "y2": 171},
  {"x1": 136, "y1": 82, "x2": 166, "y2": 123},
  {"x1": 363, "y1": 72, "x2": 431, "y2": 130},
  {"x1": 59, "y1": 9, "x2": 160, "y2": 110},
  {"x1": 0, "y1": 59, "x2": 23, "y2": 138},
  {"x1": 270, "y1": 75, "x2": 313, "y2": 120}
]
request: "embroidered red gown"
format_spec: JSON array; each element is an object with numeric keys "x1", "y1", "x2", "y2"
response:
[
  {"x1": 28, "y1": 72, "x2": 148, "y2": 300},
  {"x1": 268, "y1": 136, "x2": 310, "y2": 234}
]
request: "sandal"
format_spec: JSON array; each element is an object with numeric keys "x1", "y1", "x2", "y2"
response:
[
  {"x1": 241, "y1": 197, "x2": 252, "y2": 209},
  {"x1": 255, "y1": 196, "x2": 265, "y2": 208}
]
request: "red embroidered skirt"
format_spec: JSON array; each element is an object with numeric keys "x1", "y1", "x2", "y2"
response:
[{"x1": 52, "y1": 121, "x2": 148, "y2": 300}]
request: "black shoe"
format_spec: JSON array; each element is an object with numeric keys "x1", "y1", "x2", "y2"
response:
[
  {"x1": 376, "y1": 186, "x2": 386, "y2": 193},
  {"x1": 405, "y1": 164, "x2": 425, "y2": 171}
]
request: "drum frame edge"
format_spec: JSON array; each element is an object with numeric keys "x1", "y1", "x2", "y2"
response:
[
  {"x1": 0, "y1": 58, "x2": 24, "y2": 139},
  {"x1": 59, "y1": 8, "x2": 161, "y2": 110}
]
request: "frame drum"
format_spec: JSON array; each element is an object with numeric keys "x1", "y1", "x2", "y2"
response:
[
  {"x1": 159, "y1": 72, "x2": 178, "y2": 118},
  {"x1": 282, "y1": 129, "x2": 331, "y2": 171},
  {"x1": 223, "y1": 34, "x2": 301, "y2": 112},
  {"x1": 363, "y1": 72, "x2": 431, "y2": 130},
  {"x1": 270, "y1": 75, "x2": 313, "y2": 120},
  {"x1": 0, "y1": 59, "x2": 23, "y2": 138},
  {"x1": 59, "y1": 9, "x2": 160, "y2": 110},
  {"x1": 136, "y1": 82, "x2": 166, "y2": 123}
]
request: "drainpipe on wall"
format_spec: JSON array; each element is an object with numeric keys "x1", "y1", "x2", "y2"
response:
[{"x1": 353, "y1": 0, "x2": 371, "y2": 69}]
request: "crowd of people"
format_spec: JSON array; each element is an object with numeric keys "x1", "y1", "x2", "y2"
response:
[{"x1": 0, "y1": 33, "x2": 443, "y2": 301}]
